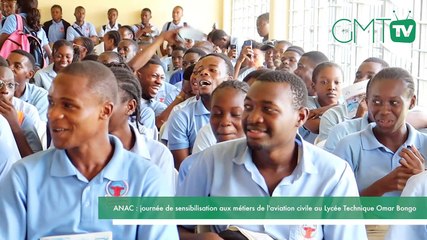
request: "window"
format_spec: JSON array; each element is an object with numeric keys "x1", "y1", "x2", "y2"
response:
[
  {"x1": 289, "y1": 0, "x2": 427, "y2": 106},
  {"x1": 231, "y1": 0, "x2": 270, "y2": 41}
]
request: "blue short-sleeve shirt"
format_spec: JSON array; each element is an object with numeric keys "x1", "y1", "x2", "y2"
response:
[
  {"x1": 0, "y1": 136, "x2": 178, "y2": 240},
  {"x1": 167, "y1": 99, "x2": 210, "y2": 151},
  {"x1": 66, "y1": 22, "x2": 97, "y2": 41},
  {"x1": 324, "y1": 114, "x2": 370, "y2": 152},
  {"x1": 333, "y1": 123, "x2": 427, "y2": 196},
  {"x1": 20, "y1": 83, "x2": 48, "y2": 122},
  {"x1": 177, "y1": 136, "x2": 367, "y2": 240}
]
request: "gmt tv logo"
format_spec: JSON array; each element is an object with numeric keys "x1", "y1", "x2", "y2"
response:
[{"x1": 332, "y1": 11, "x2": 416, "y2": 43}]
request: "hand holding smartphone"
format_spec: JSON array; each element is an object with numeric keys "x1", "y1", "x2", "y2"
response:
[
  {"x1": 229, "y1": 44, "x2": 237, "y2": 59},
  {"x1": 243, "y1": 40, "x2": 252, "y2": 48},
  {"x1": 243, "y1": 40, "x2": 253, "y2": 58}
]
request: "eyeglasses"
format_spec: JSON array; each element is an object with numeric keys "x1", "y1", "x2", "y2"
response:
[{"x1": 0, "y1": 80, "x2": 18, "y2": 89}]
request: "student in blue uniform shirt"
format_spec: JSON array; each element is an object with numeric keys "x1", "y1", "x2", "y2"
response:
[
  {"x1": 334, "y1": 67, "x2": 427, "y2": 196},
  {"x1": 324, "y1": 109, "x2": 427, "y2": 153},
  {"x1": 0, "y1": 114, "x2": 21, "y2": 181},
  {"x1": 180, "y1": 80, "x2": 248, "y2": 184},
  {"x1": 324, "y1": 114, "x2": 370, "y2": 152},
  {"x1": 7, "y1": 50, "x2": 48, "y2": 122},
  {"x1": 317, "y1": 57, "x2": 389, "y2": 143},
  {"x1": 0, "y1": 61, "x2": 178, "y2": 240},
  {"x1": 177, "y1": 70, "x2": 367, "y2": 240},
  {"x1": 34, "y1": 40, "x2": 74, "y2": 91},
  {"x1": 386, "y1": 171, "x2": 427, "y2": 240},
  {"x1": 66, "y1": 6, "x2": 98, "y2": 43},
  {"x1": 294, "y1": 51, "x2": 329, "y2": 97},
  {"x1": 98, "y1": 8, "x2": 121, "y2": 38},
  {"x1": 107, "y1": 65, "x2": 177, "y2": 192},
  {"x1": 136, "y1": 57, "x2": 168, "y2": 115},
  {"x1": 0, "y1": 66, "x2": 42, "y2": 156},
  {"x1": 42, "y1": 5, "x2": 71, "y2": 44},
  {"x1": 167, "y1": 53, "x2": 234, "y2": 169},
  {"x1": 299, "y1": 62, "x2": 343, "y2": 143}
]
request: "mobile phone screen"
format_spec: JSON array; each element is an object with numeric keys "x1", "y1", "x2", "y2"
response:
[{"x1": 243, "y1": 40, "x2": 252, "y2": 47}]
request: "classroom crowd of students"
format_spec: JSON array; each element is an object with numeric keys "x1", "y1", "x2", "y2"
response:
[{"x1": 0, "y1": 0, "x2": 427, "y2": 239}]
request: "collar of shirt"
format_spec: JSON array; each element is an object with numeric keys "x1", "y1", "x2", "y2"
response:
[
  {"x1": 361, "y1": 114, "x2": 370, "y2": 129},
  {"x1": 194, "y1": 99, "x2": 210, "y2": 116},
  {"x1": 52, "y1": 20, "x2": 64, "y2": 26},
  {"x1": 361, "y1": 123, "x2": 419, "y2": 151},
  {"x1": 20, "y1": 82, "x2": 31, "y2": 102},
  {"x1": 45, "y1": 63, "x2": 56, "y2": 78},
  {"x1": 231, "y1": 134, "x2": 317, "y2": 184},
  {"x1": 72, "y1": 22, "x2": 87, "y2": 29},
  {"x1": 129, "y1": 124, "x2": 151, "y2": 160},
  {"x1": 50, "y1": 135, "x2": 129, "y2": 181},
  {"x1": 105, "y1": 22, "x2": 120, "y2": 31}
]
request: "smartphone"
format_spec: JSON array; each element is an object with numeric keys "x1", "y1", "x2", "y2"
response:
[
  {"x1": 243, "y1": 40, "x2": 252, "y2": 47},
  {"x1": 230, "y1": 44, "x2": 237, "y2": 50},
  {"x1": 243, "y1": 40, "x2": 252, "y2": 57}
]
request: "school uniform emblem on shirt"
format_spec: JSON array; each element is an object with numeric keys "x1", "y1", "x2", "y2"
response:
[
  {"x1": 106, "y1": 180, "x2": 129, "y2": 197},
  {"x1": 299, "y1": 225, "x2": 317, "y2": 239}
]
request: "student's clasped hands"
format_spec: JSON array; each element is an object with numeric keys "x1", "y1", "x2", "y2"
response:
[{"x1": 385, "y1": 146, "x2": 424, "y2": 192}]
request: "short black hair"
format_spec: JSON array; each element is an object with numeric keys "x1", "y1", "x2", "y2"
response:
[
  {"x1": 275, "y1": 40, "x2": 292, "y2": 47},
  {"x1": 53, "y1": 39, "x2": 73, "y2": 55},
  {"x1": 285, "y1": 46, "x2": 304, "y2": 56},
  {"x1": 183, "y1": 64, "x2": 195, "y2": 81},
  {"x1": 242, "y1": 69, "x2": 271, "y2": 83},
  {"x1": 312, "y1": 62, "x2": 343, "y2": 83},
  {"x1": 98, "y1": 51, "x2": 124, "y2": 64},
  {"x1": 257, "y1": 12, "x2": 269, "y2": 22},
  {"x1": 17, "y1": 0, "x2": 37, "y2": 13},
  {"x1": 82, "y1": 54, "x2": 98, "y2": 61},
  {"x1": 251, "y1": 41, "x2": 263, "y2": 50},
  {"x1": 172, "y1": 45, "x2": 187, "y2": 52},
  {"x1": 367, "y1": 67, "x2": 415, "y2": 98},
  {"x1": 138, "y1": 56, "x2": 164, "y2": 73},
  {"x1": 108, "y1": 8, "x2": 118, "y2": 15},
  {"x1": 256, "y1": 70, "x2": 308, "y2": 109},
  {"x1": 184, "y1": 47, "x2": 207, "y2": 57},
  {"x1": 51, "y1": 4, "x2": 62, "y2": 12},
  {"x1": 199, "y1": 53, "x2": 234, "y2": 77},
  {"x1": 173, "y1": 5, "x2": 183, "y2": 11},
  {"x1": 301, "y1": 51, "x2": 329, "y2": 66},
  {"x1": 119, "y1": 39, "x2": 138, "y2": 51},
  {"x1": 142, "y1": 8, "x2": 151, "y2": 14},
  {"x1": 212, "y1": 80, "x2": 249, "y2": 99},
  {"x1": 120, "y1": 25, "x2": 136, "y2": 41},
  {"x1": 11, "y1": 49, "x2": 35, "y2": 70},
  {"x1": 210, "y1": 29, "x2": 228, "y2": 43},
  {"x1": 0, "y1": 56, "x2": 8, "y2": 67},
  {"x1": 60, "y1": 61, "x2": 118, "y2": 103},
  {"x1": 362, "y1": 57, "x2": 389, "y2": 68}
]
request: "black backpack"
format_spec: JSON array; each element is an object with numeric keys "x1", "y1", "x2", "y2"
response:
[{"x1": 23, "y1": 25, "x2": 45, "y2": 69}]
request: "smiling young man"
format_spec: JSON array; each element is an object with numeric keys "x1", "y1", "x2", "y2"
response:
[
  {"x1": 0, "y1": 61, "x2": 178, "y2": 239},
  {"x1": 177, "y1": 70, "x2": 367, "y2": 240},
  {"x1": 167, "y1": 53, "x2": 234, "y2": 169},
  {"x1": 136, "y1": 58, "x2": 168, "y2": 116}
]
